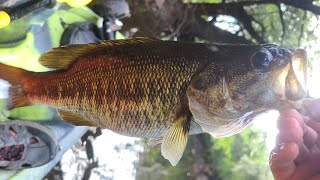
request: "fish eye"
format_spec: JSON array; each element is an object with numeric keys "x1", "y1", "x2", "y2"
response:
[{"x1": 251, "y1": 50, "x2": 273, "y2": 72}]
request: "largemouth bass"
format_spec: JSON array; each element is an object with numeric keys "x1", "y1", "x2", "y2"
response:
[{"x1": 0, "y1": 38, "x2": 308, "y2": 165}]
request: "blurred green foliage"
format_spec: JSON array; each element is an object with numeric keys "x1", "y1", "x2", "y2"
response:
[
  {"x1": 0, "y1": 33, "x2": 46, "y2": 71},
  {"x1": 0, "y1": 99, "x2": 54, "y2": 122},
  {"x1": 135, "y1": 138, "x2": 198, "y2": 180},
  {"x1": 0, "y1": 16, "x2": 30, "y2": 44},
  {"x1": 244, "y1": 4, "x2": 316, "y2": 50},
  {"x1": 209, "y1": 128, "x2": 272, "y2": 180},
  {"x1": 9, "y1": 105, "x2": 55, "y2": 121},
  {"x1": 0, "y1": 100, "x2": 7, "y2": 122},
  {"x1": 136, "y1": 128, "x2": 272, "y2": 180}
]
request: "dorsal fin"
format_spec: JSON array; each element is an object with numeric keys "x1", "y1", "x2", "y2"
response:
[
  {"x1": 101, "y1": 37, "x2": 159, "y2": 46},
  {"x1": 38, "y1": 37, "x2": 160, "y2": 70}
]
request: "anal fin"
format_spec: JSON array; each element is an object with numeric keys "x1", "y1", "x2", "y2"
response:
[
  {"x1": 58, "y1": 110, "x2": 97, "y2": 127},
  {"x1": 161, "y1": 116, "x2": 190, "y2": 166}
]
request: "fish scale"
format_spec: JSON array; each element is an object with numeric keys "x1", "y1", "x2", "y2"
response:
[
  {"x1": 0, "y1": 38, "x2": 307, "y2": 165},
  {"x1": 20, "y1": 43, "x2": 203, "y2": 137}
]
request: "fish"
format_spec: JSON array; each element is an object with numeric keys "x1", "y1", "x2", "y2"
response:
[{"x1": 0, "y1": 37, "x2": 308, "y2": 165}]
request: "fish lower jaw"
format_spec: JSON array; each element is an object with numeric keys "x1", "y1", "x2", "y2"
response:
[
  {"x1": 287, "y1": 100, "x2": 304, "y2": 110},
  {"x1": 273, "y1": 99, "x2": 305, "y2": 111}
]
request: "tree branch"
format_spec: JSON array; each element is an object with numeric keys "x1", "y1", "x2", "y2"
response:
[
  {"x1": 192, "y1": 3, "x2": 266, "y2": 43},
  {"x1": 191, "y1": 0, "x2": 320, "y2": 15},
  {"x1": 298, "y1": 11, "x2": 307, "y2": 47},
  {"x1": 235, "y1": 7, "x2": 266, "y2": 43},
  {"x1": 282, "y1": 0, "x2": 320, "y2": 15},
  {"x1": 189, "y1": 17, "x2": 252, "y2": 44},
  {"x1": 189, "y1": 0, "x2": 320, "y2": 44},
  {"x1": 190, "y1": 135, "x2": 215, "y2": 179},
  {"x1": 275, "y1": 2, "x2": 285, "y2": 45},
  {"x1": 169, "y1": 5, "x2": 189, "y2": 38}
]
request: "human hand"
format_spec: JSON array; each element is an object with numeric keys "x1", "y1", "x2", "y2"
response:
[{"x1": 269, "y1": 99, "x2": 320, "y2": 180}]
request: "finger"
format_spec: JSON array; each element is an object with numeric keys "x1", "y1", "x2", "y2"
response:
[
  {"x1": 277, "y1": 109, "x2": 309, "y2": 164},
  {"x1": 303, "y1": 99, "x2": 320, "y2": 121},
  {"x1": 290, "y1": 151, "x2": 320, "y2": 180},
  {"x1": 303, "y1": 125, "x2": 318, "y2": 148},
  {"x1": 316, "y1": 136, "x2": 320, "y2": 149},
  {"x1": 307, "y1": 120, "x2": 320, "y2": 132},
  {"x1": 269, "y1": 142, "x2": 299, "y2": 180},
  {"x1": 294, "y1": 143, "x2": 309, "y2": 164},
  {"x1": 307, "y1": 175, "x2": 320, "y2": 180},
  {"x1": 278, "y1": 109, "x2": 304, "y2": 143},
  {"x1": 279, "y1": 109, "x2": 304, "y2": 126}
]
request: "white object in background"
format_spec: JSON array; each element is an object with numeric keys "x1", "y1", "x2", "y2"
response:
[{"x1": 0, "y1": 79, "x2": 10, "y2": 99}]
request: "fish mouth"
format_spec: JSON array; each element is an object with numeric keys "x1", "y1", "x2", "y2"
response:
[{"x1": 285, "y1": 49, "x2": 308, "y2": 101}]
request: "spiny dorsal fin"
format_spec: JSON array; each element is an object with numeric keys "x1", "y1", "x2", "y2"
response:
[
  {"x1": 101, "y1": 37, "x2": 159, "y2": 46},
  {"x1": 58, "y1": 109, "x2": 97, "y2": 127},
  {"x1": 38, "y1": 37, "x2": 160, "y2": 70},
  {"x1": 161, "y1": 116, "x2": 190, "y2": 166},
  {"x1": 38, "y1": 44, "x2": 98, "y2": 70}
]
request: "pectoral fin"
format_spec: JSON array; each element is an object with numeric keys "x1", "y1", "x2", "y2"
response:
[
  {"x1": 161, "y1": 116, "x2": 190, "y2": 166},
  {"x1": 148, "y1": 138, "x2": 162, "y2": 148},
  {"x1": 58, "y1": 110, "x2": 97, "y2": 127}
]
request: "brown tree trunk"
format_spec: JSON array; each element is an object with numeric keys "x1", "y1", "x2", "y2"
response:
[{"x1": 189, "y1": 134, "x2": 216, "y2": 180}]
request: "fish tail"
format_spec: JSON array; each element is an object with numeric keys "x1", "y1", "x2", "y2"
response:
[{"x1": 0, "y1": 63, "x2": 31, "y2": 109}]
